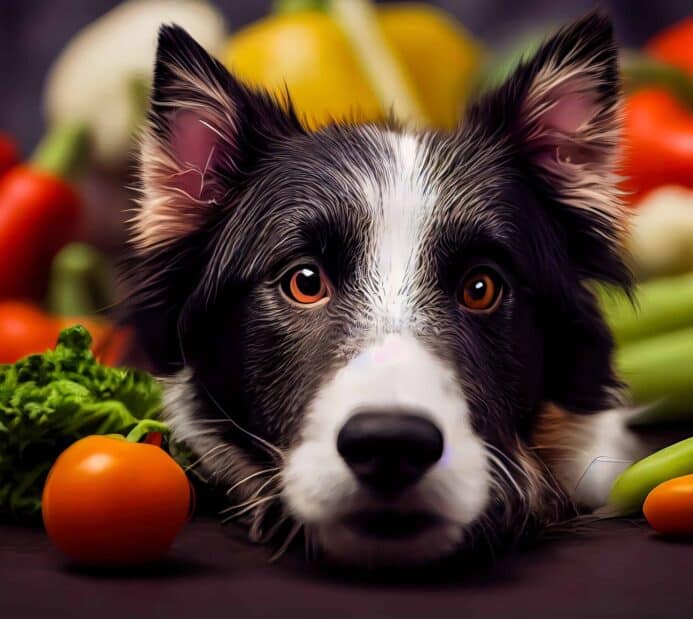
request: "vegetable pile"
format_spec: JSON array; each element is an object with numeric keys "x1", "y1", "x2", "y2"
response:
[
  {"x1": 583, "y1": 17, "x2": 693, "y2": 530},
  {"x1": 0, "y1": 124, "x2": 127, "y2": 367},
  {"x1": 0, "y1": 325, "x2": 163, "y2": 517}
]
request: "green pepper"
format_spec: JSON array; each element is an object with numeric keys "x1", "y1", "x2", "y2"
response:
[{"x1": 609, "y1": 437, "x2": 693, "y2": 514}]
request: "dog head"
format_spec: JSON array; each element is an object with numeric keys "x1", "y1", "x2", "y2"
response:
[{"x1": 126, "y1": 12, "x2": 631, "y2": 566}]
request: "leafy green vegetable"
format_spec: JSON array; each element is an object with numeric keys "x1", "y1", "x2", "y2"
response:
[{"x1": 0, "y1": 325, "x2": 163, "y2": 517}]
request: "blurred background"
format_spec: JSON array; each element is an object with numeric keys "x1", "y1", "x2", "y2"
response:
[
  {"x1": 0, "y1": 0, "x2": 691, "y2": 430},
  {"x1": 2, "y1": 0, "x2": 691, "y2": 153}
]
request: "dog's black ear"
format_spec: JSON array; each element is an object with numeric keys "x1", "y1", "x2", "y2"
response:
[
  {"x1": 125, "y1": 26, "x2": 302, "y2": 370},
  {"x1": 469, "y1": 11, "x2": 630, "y2": 289},
  {"x1": 132, "y1": 24, "x2": 302, "y2": 251}
]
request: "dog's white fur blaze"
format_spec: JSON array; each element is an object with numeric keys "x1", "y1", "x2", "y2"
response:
[
  {"x1": 281, "y1": 134, "x2": 492, "y2": 565},
  {"x1": 365, "y1": 131, "x2": 437, "y2": 326}
]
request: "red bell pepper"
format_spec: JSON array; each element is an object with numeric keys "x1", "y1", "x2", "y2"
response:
[
  {"x1": 621, "y1": 89, "x2": 693, "y2": 203},
  {"x1": 0, "y1": 125, "x2": 86, "y2": 300},
  {"x1": 646, "y1": 18, "x2": 693, "y2": 76}
]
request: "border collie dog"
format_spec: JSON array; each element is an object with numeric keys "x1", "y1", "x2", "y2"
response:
[{"x1": 127, "y1": 12, "x2": 646, "y2": 566}]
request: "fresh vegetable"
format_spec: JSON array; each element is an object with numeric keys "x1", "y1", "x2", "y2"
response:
[
  {"x1": 224, "y1": 0, "x2": 484, "y2": 130},
  {"x1": 0, "y1": 133, "x2": 18, "y2": 176},
  {"x1": 621, "y1": 52, "x2": 693, "y2": 109},
  {"x1": 646, "y1": 18, "x2": 693, "y2": 76},
  {"x1": 610, "y1": 437, "x2": 693, "y2": 515},
  {"x1": 616, "y1": 327, "x2": 693, "y2": 426},
  {"x1": 627, "y1": 186, "x2": 693, "y2": 280},
  {"x1": 599, "y1": 271, "x2": 693, "y2": 346},
  {"x1": 621, "y1": 88, "x2": 693, "y2": 203},
  {"x1": 0, "y1": 124, "x2": 85, "y2": 301},
  {"x1": 0, "y1": 326, "x2": 163, "y2": 516},
  {"x1": 0, "y1": 301, "x2": 130, "y2": 366},
  {"x1": 597, "y1": 272, "x2": 693, "y2": 426},
  {"x1": 47, "y1": 242, "x2": 115, "y2": 317},
  {"x1": 44, "y1": 0, "x2": 226, "y2": 166},
  {"x1": 643, "y1": 474, "x2": 693, "y2": 536},
  {"x1": 42, "y1": 429, "x2": 190, "y2": 565}
]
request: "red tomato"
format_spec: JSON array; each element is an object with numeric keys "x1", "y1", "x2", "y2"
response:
[
  {"x1": 0, "y1": 301, "x2": 60, "y2": 363},
  {"x1": 646, "y1": 18, "x2": 693, "y2": 76},
  {"x1": 0, "y1": 300, "x2": 131, "y2": 365},
  {"x1": 42, "y1": 436, "x2": 191, "y2": 565},
  {"x1": 621, "y1": 89, "x2": 693, "y2": 203},
  {"x1": 643, "y1": 474, "x2": 693, "y2": 536}
]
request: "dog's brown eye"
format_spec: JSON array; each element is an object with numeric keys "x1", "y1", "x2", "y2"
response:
[
  {"x1": 280, "y1": 265, "x2": 329, "y2": 305},
  {"x1": 458, "y1": 268, "x2": 502, "y2": 312}
]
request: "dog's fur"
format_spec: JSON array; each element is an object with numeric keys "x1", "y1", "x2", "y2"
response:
[{"x1": 125, "y1": 12, "x2": 648, "y2": 567}]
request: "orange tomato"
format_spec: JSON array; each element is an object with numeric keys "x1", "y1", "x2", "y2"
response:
[
  {"x1": 643, "y1": 474, "x2": 693, "y2": 536},
  {"x1": 0, "y1": 301, "x2": 59, "y2": 364},
  {"x1": 0, "y1": 300, "x2": 131, "y2": 365},
  {"x1": 42, "y1": 435, "x2": 191, "y2": 565}
]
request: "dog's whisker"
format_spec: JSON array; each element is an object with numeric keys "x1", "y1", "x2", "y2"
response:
[
  {"x1": 220, "y1": 493, "x2": 281, "y2": 518},
  {"x1": 485, "y1": 452, "x2": 526, "y2": 504},
  {"x1": 269, "y1": 521, "x2": 302, "y2": 562},
  {"x1": 225, "y1": 467, "x2": 281, "y2": 496},
  {"x1": 221, "y1": 503, "x2": 278, "y2": 526},
  {"x1": 260, "y1": 512, "x2": 293, "y2": 544},
  {"x1": 197, "y1": 379, "x2": 286, "y2": 463},
  {"x1": 184, "y1": 442, "x2": 234, "y2": 472},
  {"x1": 174, "y1": 428, "x2": 224, "y2": 442},
  {"x1": 246, "y1": 473, "x2": 282, "y2": 500}
]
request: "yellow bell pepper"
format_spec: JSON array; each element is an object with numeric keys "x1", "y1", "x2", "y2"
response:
[
  {"x1": 378, "y1": 4, "x2": 485, "y2": 130},
  {"x1": 223, "y1": 0, "x2": 485, "y2": 130}
]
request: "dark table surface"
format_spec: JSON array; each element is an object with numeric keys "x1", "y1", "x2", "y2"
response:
[{"x1": 1, "y1": 517, "x2": 692, "y2": 619}]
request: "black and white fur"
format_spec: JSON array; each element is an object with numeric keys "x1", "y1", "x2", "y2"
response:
[{"x1": 125, "y1": 13, "x2": 647, "y2": 567}]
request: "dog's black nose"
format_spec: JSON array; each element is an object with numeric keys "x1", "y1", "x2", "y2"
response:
[{"x1": 337, "y1": 410, "x2": 444, "y2": 494}]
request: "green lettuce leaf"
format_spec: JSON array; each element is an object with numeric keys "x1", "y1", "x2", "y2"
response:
[{"x1": 0, "y1": 325, "x2": 163, "y2": 518}]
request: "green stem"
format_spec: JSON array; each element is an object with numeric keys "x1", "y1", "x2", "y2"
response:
[
  {"x1": 46, "y1": 243, "x2": 113, "y2": 316},
  {"x1": 30, "y1": 123, "x2": 90, "y2": 179},
  {"x1": 126, "y1": 419, "x2": 170, "y2": 443}
]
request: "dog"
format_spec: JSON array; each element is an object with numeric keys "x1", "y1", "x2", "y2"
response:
[{"x1": 125, "y1": 12, "x2": 648, "y2": 567}]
